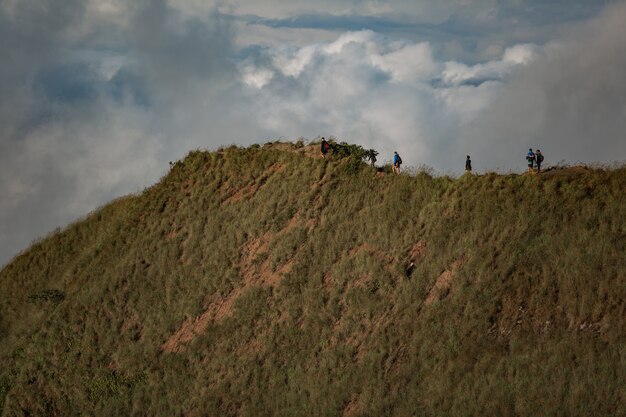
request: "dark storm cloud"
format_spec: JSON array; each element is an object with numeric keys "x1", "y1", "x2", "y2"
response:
[
  {"x1": 238, "y1": 0, "x2": 623, "y2": 62},
  {"x1": 129, "y1": 0, "x2": 235, "y2": 84},
  {"x1": 247, "y1": 13, "x2": 414, "y2": 31},
  {"x1": 0, "y1": 0, "x2": 85, "y2": 139}
]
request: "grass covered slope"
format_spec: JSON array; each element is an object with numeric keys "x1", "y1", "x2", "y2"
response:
[{"x1": 1, "y1": 144, "x2": 625, "y2": 416}]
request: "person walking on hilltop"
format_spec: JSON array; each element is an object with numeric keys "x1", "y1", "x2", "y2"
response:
[
  {"x1": 465, "y1": 155, "x2": 472, "y2": 173},
  {"x1": 393, "y1": 151, "x2": 402, "y2": 174},
  {"x1": 535, "y1": 149, "x2": 544, "y2": 173},
  {"x1": 320, "y1": 137, "x2": 330, "y2": 159},
  {"x1": 526, "y1": 148, "x2": 535, "y2": 173}
]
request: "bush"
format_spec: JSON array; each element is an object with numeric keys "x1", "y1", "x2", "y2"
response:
[
  {"x1": 344, "y1": 154, "x2": 364, "y2": 175},
  {"x1": 28, "y1": 289, "x2": 65, "y2": 304}
]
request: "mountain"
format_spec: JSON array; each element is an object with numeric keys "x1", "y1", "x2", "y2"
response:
[{"x1": 1, "y1": 142, "x2": 625, "y2": 416}]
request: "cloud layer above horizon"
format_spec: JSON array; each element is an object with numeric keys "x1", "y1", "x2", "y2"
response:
[{"x1": 1, "y1": 0, "x2": 626, "y2": 265}]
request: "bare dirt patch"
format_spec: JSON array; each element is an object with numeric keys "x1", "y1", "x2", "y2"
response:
[
  {"x1": 352, "y1": 274, "x2": 372, "y2": 289},
  {"x1": 408, "y1": 240, "x2": 427, "y2": 261},
  {"x1": 224, "y1": 183, "x2": 260, "y2": 204},
  {"x1": 161, "y1": 288, "x2": 253, "y2": 353},
  {"x1": 343, "y1": 395, "x2": 363, "y2": 417},
  {"x1": 267, "y1": 162, "x2": 285, "y2": 173},
  {"x1": 424, "y1": 257, "x2": 467, "y2": 306},
  {"x1": 348, "y1": 243, "x2": 389, "y2": 261},
  {"x1": 322, "y1": 271, "x2": 334, "y2": 292},
  {"x1": 162, "y1": 214, "x2": 307, "y2": 353},
  {"x1": 161, "y1": 308, "x2": 213, "y2": 353}
]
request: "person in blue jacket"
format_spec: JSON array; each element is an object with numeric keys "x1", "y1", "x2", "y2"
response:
[
  {"x1": 393, "y1": 151, "x2": 402, "y2": 174},
  {"x1": 526, "y1": 148, "x2": 535, "y2": 173}
]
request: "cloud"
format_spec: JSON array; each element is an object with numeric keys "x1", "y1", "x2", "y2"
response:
[
  {"x1": 2, "y1": 0, "x2": 626, "y2": 266},
  {"x1": 440, "y1": 44, "x2": 537, "y2": 86},
  {"x1": 465, "y1": 1, "x2": 626, "y2": 170},
  {"x1": 237, "y1": 2, "x2": 626, "y2": 172},
  {"x1": 237, "y1": 30, "x2": 534, "y2": 166},
  {"x1": 0, "y1": 0, "x2": 240, "y2": 265}
]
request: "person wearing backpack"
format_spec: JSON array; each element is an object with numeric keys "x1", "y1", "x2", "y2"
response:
[
  {"x1": 320, "y1": 137, "x2": 330, "y2": 159},
  {"x1": 535, "y1": 149, "x2": 544, "y2": 173},
  {"x1": 526, "y1": 148, "x2": 535, "y2": 173},
  {"x1": 393, "y1": 151, "x2": 402, "y2": 174}
]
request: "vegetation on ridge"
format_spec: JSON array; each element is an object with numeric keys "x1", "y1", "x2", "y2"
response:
[{"x1": 1, "y1": 142, "x2": 625, "y2": 416}]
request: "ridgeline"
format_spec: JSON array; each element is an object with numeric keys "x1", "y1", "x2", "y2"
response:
[{"x1": 1, "y1": 142, "x2": 625, "y2": 416}]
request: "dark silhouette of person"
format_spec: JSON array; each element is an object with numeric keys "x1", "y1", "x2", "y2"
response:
[
  {"x1": 320, "y1": 138, "x2": 329, "y2": 159},
  {"x1": 465, "y1": 155, "x2": 472, "y2": 173}
]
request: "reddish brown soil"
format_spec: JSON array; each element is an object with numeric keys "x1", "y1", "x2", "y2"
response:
[
  {"x1": 162, "y1": 214, "x2": 306, "y2": 353},
  {"x1": 424, "y1": 257, "x2": 467, "y2": 306}
]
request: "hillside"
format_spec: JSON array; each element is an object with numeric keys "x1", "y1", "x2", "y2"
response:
[{"x1": 1, "y1": 142, "x2": 625, "y2": 416}]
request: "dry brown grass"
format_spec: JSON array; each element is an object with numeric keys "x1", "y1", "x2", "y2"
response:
[{"x1": 1, "y1": 144, "x2": 625, "y2": 417}]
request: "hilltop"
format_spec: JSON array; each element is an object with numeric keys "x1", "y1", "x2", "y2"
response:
[{"x1": 1, "y1": 142, "x2": 625, "y2": 416}]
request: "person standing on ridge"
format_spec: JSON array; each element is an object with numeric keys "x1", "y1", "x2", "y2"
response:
[
  {"x1": 393, "y1": 151, "x2": 402, "y2": 174},
  {"x1": 465, "y1": 155, "x2": 472, "y2": 173},
  {"x1": 526, "y1": 148, "x2": 535, "y2": 173},
  {"x1": 535, "y1": 149, "x2": 544, "y2": 173},
  {"x1": 320, "y1": 137, "x2": 330, "y2": 159}
]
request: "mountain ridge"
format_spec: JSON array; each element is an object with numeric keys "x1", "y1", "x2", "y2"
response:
[{"x1": 1, "y1": 142, "x2": 625, "y2": 416}]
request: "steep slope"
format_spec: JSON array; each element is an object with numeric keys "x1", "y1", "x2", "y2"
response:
[{"x1": 1, "y1": 144, "x2": 625, "y2": 416}]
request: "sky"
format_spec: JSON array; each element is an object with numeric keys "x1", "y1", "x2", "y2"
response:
[{"x1": 1, "y1": 0, "x2": 626, "y2": 265}]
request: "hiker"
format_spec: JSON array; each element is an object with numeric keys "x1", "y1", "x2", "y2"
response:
[
  {"x1": 320, "y1": 137, "x2": 330, "y2": 159},
  {"x1": 535, "y1": 149, "x2": 544, "y2": 173},
  {"x1": 526, "y1": 148, "x2": 535, "y2": 173},
  {"x1": 393, "y1": 151, "x2": 402, "y2": 174},
  {"x1": 465, "y1": 155, "x2": 472, "y2": 173}
]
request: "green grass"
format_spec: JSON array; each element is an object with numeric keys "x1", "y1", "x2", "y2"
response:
[{"x1": 1, "y1": 143, "x2": 625, "y2": 416}]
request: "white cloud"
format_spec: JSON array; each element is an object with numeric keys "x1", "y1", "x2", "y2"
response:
[
  {"x1": 271, "y1": 45, "x2": 318, "y2": 77},
  {"x1": 239, "y1": 52, "x2": 275, "y2": 89},
  {"x1": 2, "y1": 0, "x2": 625, "y2": 267},
  {"x1": 441, "y1": 44, "x2": 537, "y2": 86},
  {"x1": 236, "y1": 30, "x2": 536, "y2": 168},
  {"x1": 263, "y1": 30, "x2": 438, "y2": 85},
  {"x1": 370, "y1": 41, "x2": 436, "y2": 83},
  {"x1": 502, "y1": 44, "x2": 537, "y2": 64}
]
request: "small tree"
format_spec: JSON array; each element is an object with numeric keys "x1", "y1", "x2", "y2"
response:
[
  {"x1": 326, "y1": 140, "x2": 379, "y2": 174},
  {"x1": 364, "y1": 149, "x2": 378, "y2": 167}
]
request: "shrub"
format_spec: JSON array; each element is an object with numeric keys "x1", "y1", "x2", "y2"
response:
[{"x1": 28, "y1": 289, "x2": 65, "y2": 304}]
